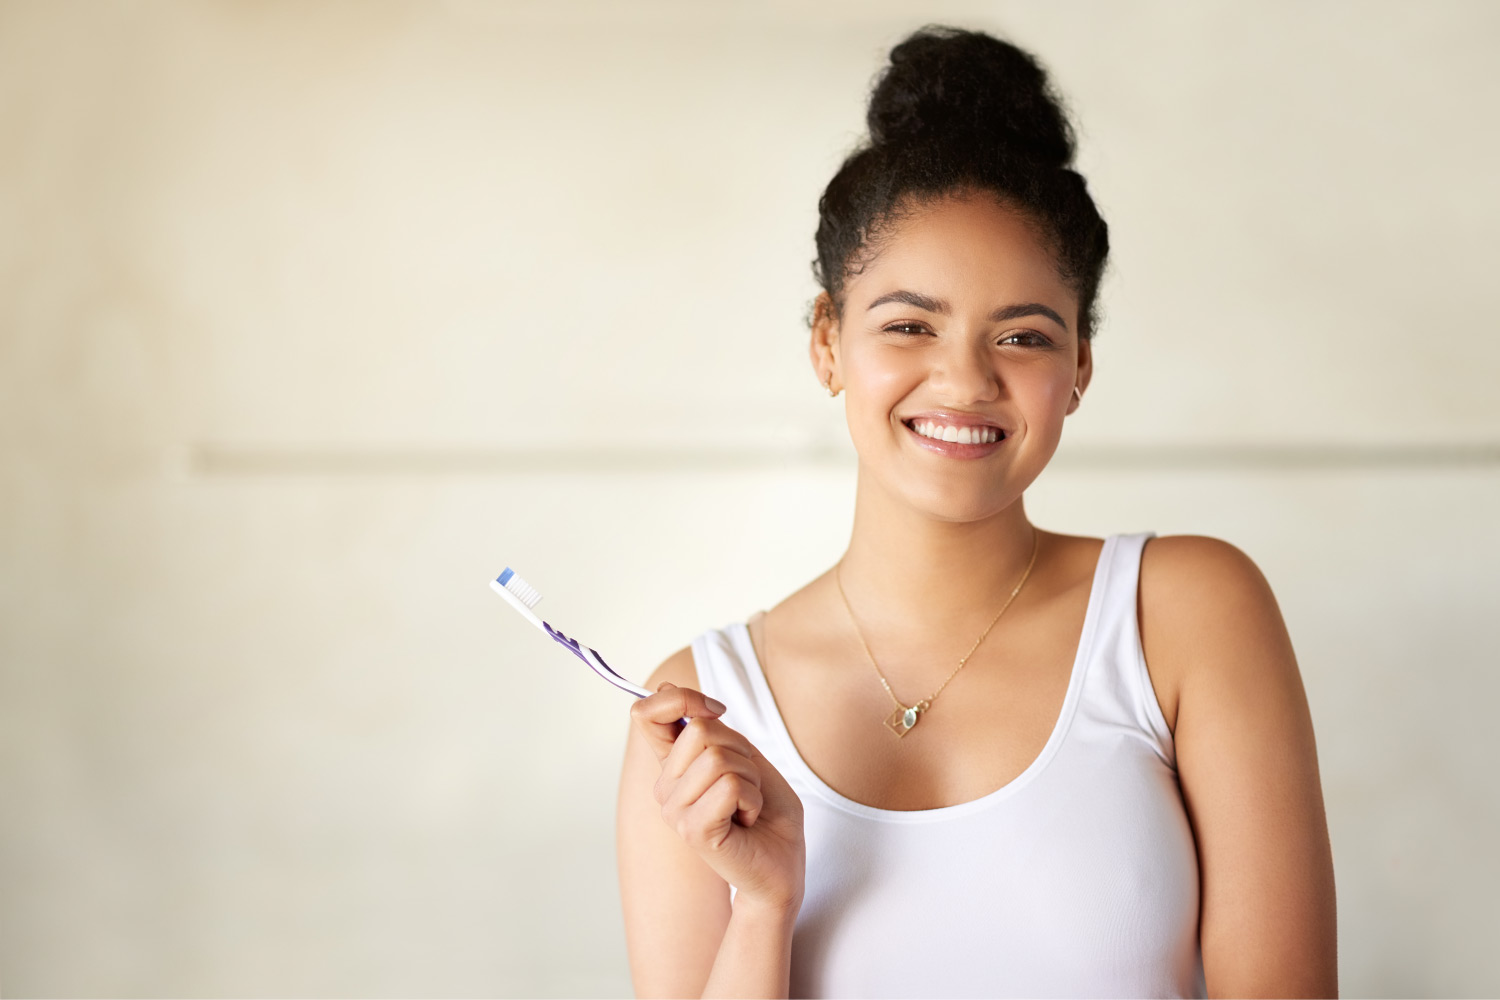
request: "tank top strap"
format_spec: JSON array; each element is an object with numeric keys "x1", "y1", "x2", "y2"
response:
[
  {"x1": 1079, "y1": 531, "x2": 1177, "y2": 769},
  {"x1": 689, "y1": 622, "x2": 781, "y2": 753}
]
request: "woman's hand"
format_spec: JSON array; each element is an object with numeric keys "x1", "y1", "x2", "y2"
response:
[{"x1": 629, "y1": 681, "x2": 806, "y2": 914}]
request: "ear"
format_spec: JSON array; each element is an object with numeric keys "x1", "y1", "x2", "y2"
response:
[
  {"x1": 808, "y1": 292, "x2": 841, "y2": 392},
  {"x1": 1066, "y1": 335, "x2": 1093, "y2": 415}
]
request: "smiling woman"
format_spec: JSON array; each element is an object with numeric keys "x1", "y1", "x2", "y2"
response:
[{"x1": 617, "y1": 24, "x2": 1336, "y2": 999}]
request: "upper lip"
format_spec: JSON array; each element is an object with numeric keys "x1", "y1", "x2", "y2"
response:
[{"x1": 901, "y1": 409, "x2": 1008, "y2": 433}]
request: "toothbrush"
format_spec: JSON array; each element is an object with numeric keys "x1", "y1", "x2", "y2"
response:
[{"x1": 491, "y1": 567, "x2": 653, "y2": 700}]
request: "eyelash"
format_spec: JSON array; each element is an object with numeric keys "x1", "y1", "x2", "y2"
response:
[{"x1": 883, "y1": 323, "x2": 1051, "y2": 347}]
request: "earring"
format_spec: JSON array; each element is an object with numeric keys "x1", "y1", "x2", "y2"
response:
[
  {"x1": 1071, "y1": 385, "x2": 1082, "y2": 405},
  {"x1": 823, "y1": 375, "x2": 839, "y2": 397}
]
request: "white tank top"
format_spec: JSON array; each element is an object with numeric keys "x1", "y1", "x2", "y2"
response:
[{"x1": 690, "y1": 532, "x2": 1205, "y2": 999}]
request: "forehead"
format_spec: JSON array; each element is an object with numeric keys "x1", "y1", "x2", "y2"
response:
[{"x1": 847, "y1": 192, "x2": 1076, "y2": 319}]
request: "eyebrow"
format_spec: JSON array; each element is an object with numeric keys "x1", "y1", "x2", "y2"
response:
[{"x1": 866, "y1": 289, "x2": 1069, "y2": 332}]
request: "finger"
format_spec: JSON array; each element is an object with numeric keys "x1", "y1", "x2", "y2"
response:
[
  {"x1": 692, "y1": 749, "x2": 765, "y2": 828},
  {"x1": 658, "y1": 741, "x2": 764, "y2": 821},
  {"x1": 673, "y1": 773, "x2": 765, "y2": 851},
  {"x1": 628, "y1": 682, "x2": 726, "y2": 762},
  {"x1": 660, "y1": 717, "x2": 755, "y2": 785}
]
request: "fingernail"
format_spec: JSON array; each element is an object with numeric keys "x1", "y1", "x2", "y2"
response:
[
  {"x1": 705, "y1": 697, "x2": 727, "y2": 715},
  {"x1": 657, "y1": 682, "x2": 676, "y2": 693}
]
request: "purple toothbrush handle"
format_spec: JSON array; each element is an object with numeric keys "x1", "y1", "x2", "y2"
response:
[{"x1": 542, "y1": 621, "x2": 691, "y2": 725}]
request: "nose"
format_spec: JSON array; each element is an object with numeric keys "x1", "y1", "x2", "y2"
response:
[{"x1": 928, "y1": 337, "x2": 1001, "y2": 403}]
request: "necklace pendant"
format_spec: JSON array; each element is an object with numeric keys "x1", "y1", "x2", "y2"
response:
[{"x1": 885, "y1": 704, "x2": 920, "y2": 737}]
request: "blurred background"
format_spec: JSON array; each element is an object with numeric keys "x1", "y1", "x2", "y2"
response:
[{"x1": 2, "y1": 0, "x2": 1498, "y2": 995}]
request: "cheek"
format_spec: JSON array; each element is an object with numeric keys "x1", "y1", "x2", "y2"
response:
[
  {"x1": 1038, "y1": 375, "x2": 1072, "y2": 411},
  {"x1": 1010, "y1": 363, "x2": 1072, "y2": 415},
  {"x1": 845, "y1": 347, "x2": 922, "y2": 416}
]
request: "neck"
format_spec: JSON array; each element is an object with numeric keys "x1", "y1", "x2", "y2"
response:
[{"x1": 836, "y1": 466, "x2": 1039, "y2": 636}]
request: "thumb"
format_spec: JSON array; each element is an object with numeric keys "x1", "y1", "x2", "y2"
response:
[{"x1": 629, "y1": 682, "x2": 727, "y2": 762}]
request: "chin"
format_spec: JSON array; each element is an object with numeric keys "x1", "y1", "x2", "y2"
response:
[
  {"x1": 853, "y1": 426, "x2": 1058, "y2": 522},
  {"x1": 901, "y1": 478, "x2": 1027, "y2": 524}
]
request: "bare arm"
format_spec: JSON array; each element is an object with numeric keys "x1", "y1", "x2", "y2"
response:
[
  {"x1": 1141, "y1": 536, "x2": 1338, "y2": 997},
  {"x1": 617, "y1": 647, "x2": 805, "y2": 998}
]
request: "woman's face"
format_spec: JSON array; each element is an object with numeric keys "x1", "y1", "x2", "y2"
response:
[{"x1": 812, "y1": 190, "x2": 1090, "y2": 523}]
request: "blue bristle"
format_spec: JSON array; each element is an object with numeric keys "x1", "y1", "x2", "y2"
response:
[{"x1": 497, "y1": 568, "x2": 514, "y2": 586}]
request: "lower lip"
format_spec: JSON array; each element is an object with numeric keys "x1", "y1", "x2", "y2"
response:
[{"x1": 903, "y1": 421, "x2": 1006, "y2": 459}]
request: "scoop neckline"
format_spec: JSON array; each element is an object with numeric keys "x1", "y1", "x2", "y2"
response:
[{"x1": 732, "y1": 535, "x2": 1115, "y2": 824}]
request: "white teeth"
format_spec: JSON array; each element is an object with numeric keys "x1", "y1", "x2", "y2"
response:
[{"x1": 910, "y1": 421, "x2": 1001, "y2": 444}]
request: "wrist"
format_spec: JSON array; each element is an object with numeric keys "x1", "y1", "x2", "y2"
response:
[{"x1": 730, "y1": 890, "x2": 802, "y2": 929}]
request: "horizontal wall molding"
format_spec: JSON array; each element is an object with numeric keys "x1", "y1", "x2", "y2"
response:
[
  {"x1": 1054, "y1": 442, "x2": 1500, "y2": 471},
  {"x1": 187, "y1": 444, "x2": 850, "y2": 476},
  {"x1": 187, "y1": 442, "x2": 1500, "y2": 476}
]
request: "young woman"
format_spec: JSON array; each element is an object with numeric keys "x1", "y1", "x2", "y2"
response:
[{"x1": 617, "y1": 26, "x2": 1337, "y2": 999}]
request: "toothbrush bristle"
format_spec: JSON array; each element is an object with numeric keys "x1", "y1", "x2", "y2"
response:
[{"x1": 498, "y1": 568, "x2": 542, "y2": 608}]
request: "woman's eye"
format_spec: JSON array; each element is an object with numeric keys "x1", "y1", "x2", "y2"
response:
[
  {"x1": 1000, "y1": 331, "x2": 1050, "y2": 347},
  {"x1": 884, "y1": 323, "x2": 931, "y2": 336}
]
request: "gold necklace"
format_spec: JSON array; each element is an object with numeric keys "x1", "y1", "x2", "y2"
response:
[{"x1": 834, "y1": 527, "x2": 1041, "y2": 738}]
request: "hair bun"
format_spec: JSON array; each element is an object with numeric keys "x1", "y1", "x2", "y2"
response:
[{"x1": 867, "y1": 25, "x2": 1075, "y2": 169}]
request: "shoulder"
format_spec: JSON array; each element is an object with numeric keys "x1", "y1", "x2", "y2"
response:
[
  {"x1": 1136, "y1": 534, "x2": 1288, "y2": 731},
  {"x1": 1140, "y1": 534, "x2": 1280, "y2": 629},
  {"x1": 644, "y1": 644, "x2": 701, "y2": 692},
  {"x1": 1140, "y1": 533, "x2": 1269, "y2": 592}
]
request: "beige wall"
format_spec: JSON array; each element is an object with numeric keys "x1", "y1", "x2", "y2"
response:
[{"x1": 2, "y1": 0, "x2": 1498, "y2": 995}]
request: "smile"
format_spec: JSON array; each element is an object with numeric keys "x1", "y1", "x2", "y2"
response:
[
  {"x1": 901, "y1": 418, "x2": 1007, "y2": 456},
  {"x1": 908, "y1": 420, "x2": 1002, "y2": 445}
]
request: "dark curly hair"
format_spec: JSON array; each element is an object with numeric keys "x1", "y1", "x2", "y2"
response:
[{"x1": 813, "y1": 25, "x2": 1110, "y2": 340}]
